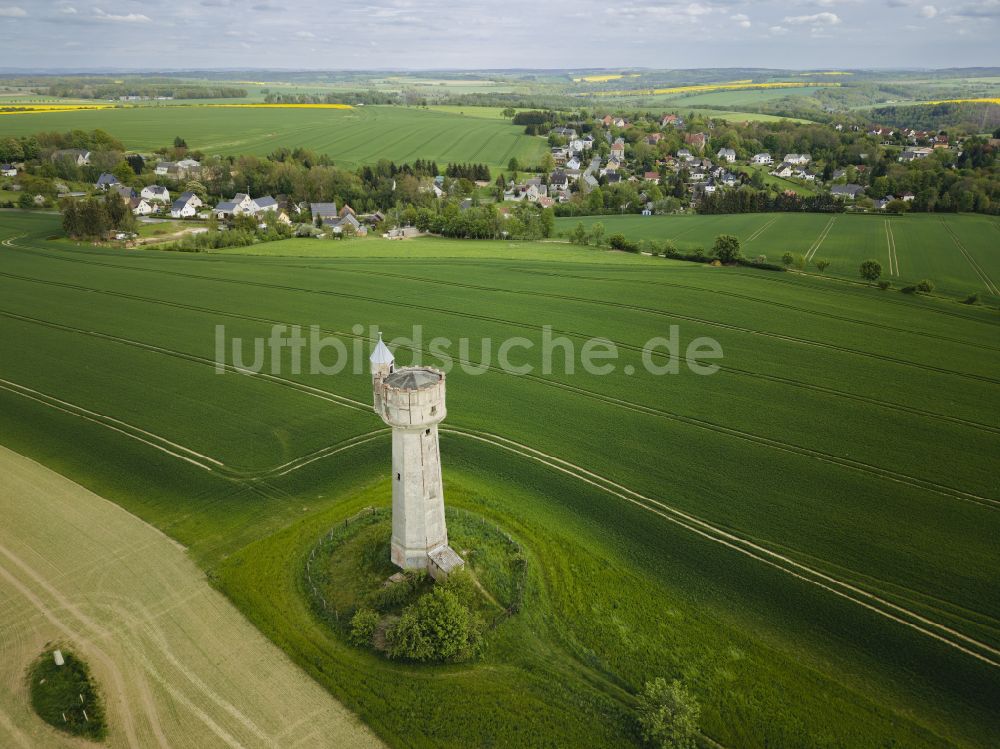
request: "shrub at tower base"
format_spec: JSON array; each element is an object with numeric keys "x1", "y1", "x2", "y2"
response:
[{"x1": 305, "y1": 507, "x2": 527, "y2": 663}]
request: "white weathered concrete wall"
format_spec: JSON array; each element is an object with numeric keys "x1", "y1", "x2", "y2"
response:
[{"x1": 390, "y1": 425, "x2": 448, "y2": 569}]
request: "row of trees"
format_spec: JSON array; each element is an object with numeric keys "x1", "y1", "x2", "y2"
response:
[
  {"x1": 401, "y1": 201, "x2": 554, "y2": 240},
  {"x1": 698, "y1": 187, "x2": 844, "y2": 214}
]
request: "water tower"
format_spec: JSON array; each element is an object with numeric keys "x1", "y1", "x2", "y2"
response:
[{"x1": 370, "y1": 333, "x2": 464, "y2": 580}]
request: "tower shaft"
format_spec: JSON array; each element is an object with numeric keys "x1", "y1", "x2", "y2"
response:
[{"x1": 390, "y1": 425, "x2": 448, "y2": 569}]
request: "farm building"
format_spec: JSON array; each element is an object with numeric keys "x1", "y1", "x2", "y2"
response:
[{"x1": 310, "y1": 202, "x2": 339, "y2": 225}]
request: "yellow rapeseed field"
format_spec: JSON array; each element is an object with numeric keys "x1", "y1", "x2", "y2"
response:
[
  {"x1": 924, "y1": 97, "x2": 1000, "y2": 105},
  {"x1": 0, "y1": 102, "x2": 353, "y2": 116},
  {"x1": 573, "y1": 73, "x2": 641, "y2": 83},
  {"x1": 592, "y1": 80, "x2": 841, "y2": 96}
]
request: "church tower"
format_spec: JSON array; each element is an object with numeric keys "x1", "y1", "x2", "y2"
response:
[{"x1": 370, "y1": 333, "x2": 464, "y2": 580}]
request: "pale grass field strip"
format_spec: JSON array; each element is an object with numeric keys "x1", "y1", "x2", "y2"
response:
[{"x1": 0, "y1": 446, "x2": 385, "y2": 749}]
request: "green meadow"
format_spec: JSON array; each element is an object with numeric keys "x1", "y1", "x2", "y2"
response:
[
  {"x1": 555, "y1": 212, "x2": 1000, "y2": 298},
  {"x1": 0, "y1": 210, "x2": 998, "y2": 747},
  {"x1": 0, "y1": 105, "x2": 548, "y2": 170}
]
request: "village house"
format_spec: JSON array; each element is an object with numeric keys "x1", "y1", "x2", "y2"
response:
[
  {"x1": 254, "y1": 196, "x2": 279, "y2": 213},
  {"x1": 310, "y1": 202, "x2": 339, "y2": 225},
  {"x1": 716, "y1": 148, "x2": 736, "y2": 163},
  {"x1": 95, "y1": 173, "x2": 119, "y2": 190},
  {"x1": 660, "y1": 114, "x2": 684, "y2": 128},
  {"x1": 643, "y1": 171, "x2": 661, "y2": 184},
  {"x1": 155, "y1": 159, "x2": 202, "y2": 179},
  {"x1": 549, "y1": 171, "x2": 570, "y2": 191},
  {"x1": 1, "y1": 164, "x2": 17, "y2": 177},
  {"x1": 899, "y1": 147, "x2": 933, "y2": 162},
  {"x1": 830, "y1": 184, "x2": 865, "y2": 200},
  {"x1": 51, "y1": 149, "x2": 90, "y2": 166},
  {"x1": 141, "y1": 185, "x2": 170, "y2": 202},
  {"x1": 684, "y1": 132, "x2": 708, "y2": 152},
  {"x1": 111, "y1": 184, "x2": 136, "y2": 202},
  {"x1": 772, "y1": 162, "x2": 795, "y2": 178},
  {"x1": 551, "y1": 126, "x2": 577, "y2": 139},
  {"x1": 676, "y1": 148, "x2": 694, "y2": 162},
  {"x1": 784, "y1": 154, "x2": 811, "y2": 165},
  {"x1": 751, "y1": 153, "x2": 772, "y2": 165},
  {"x1": 130, "y1": 197, "x2": 156, "y2": 216},
  {"x1": 610, "y1": 138, "x2": 626, "y2": 159},
  {"x1": 214, "y1": 193, "x2": 258, "y2": 218},
  {"x1": 646, "y1": 133, "x2": 663, "y2": 146},
  {"x1": 170, "y1": 191, "x2": 203, "y2": 218}
]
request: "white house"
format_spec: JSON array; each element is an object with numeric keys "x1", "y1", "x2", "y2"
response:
[
  {"x1": 676, "y1": 148, "x2": 694, "y2": 161},
  {"x1": 772, "y1": 162, "x2": 795, "y2": 178},
  {"x1": 784, "y1": 153, "x2": 811, "y2": 165},
  {"x1": 170, "y1": 191, "x2": 203, "y2": 218},
  {"x1": 130, "y1": 197, "x2": 156, "y2": 216},
  {"x1": 566, "y1": 157, "x2": 581, "y2": 171},
  {"x1": 254, "y1": 196, "x2": 279, "y2": 213},
  {"x1": 141, "y1": 185, "x2": 170, "y2": 202},
  {"x1": 156, "y1": 159, "x2": 201, "y2": 179},
  {"x1": 51, "y1": 149, "x2": 90, "y2": 166},
  {"x1": 751, "y1": 153, "x2": 772, "y2": 165},
  {"x1": 717, "y1": 148, "x2": 736, "y2": 163},
  {"x1": 1, "y1": 164, "x2": 16, "y2": 177},
  {"x1": 215, "y1": 193, "x2": 258, "y2": 218}
]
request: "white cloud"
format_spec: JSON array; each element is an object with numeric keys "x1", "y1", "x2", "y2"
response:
[
  {"x1": 295, "y1": 30, "x2": 315, "y2": 38},
  {"x1": 59, "y1": 5, "x2": 77, "y2": 14},
  {"x1": 731, "y1": 12, "x2": 751, "y2": 27},
  {"x1": 0, "y1": 5, "x2": 26, "y2": 17},
  {"x1": 920, "y1": 4, "x2": 938, "y2": 16},
  {"x1": 769, "y1": 24, "x2": 789, "y2": 33},
  {"x1": 784, "y1": 11, "x2": 841, "y2": 24},
  {"x1": 93, "y1": 8, "x2": 152, "y2": 22}
]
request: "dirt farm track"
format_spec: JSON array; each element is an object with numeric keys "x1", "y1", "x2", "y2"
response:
[{"x1": 0, "y1": 445, "x2": 384, "y2": 749}]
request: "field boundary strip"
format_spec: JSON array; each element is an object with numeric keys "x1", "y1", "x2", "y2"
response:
[
  {"x1": 939, "y1": 218, "x2": 999, "y2": 296},
  {"x1": 2, "y1": 362, "x2": 997, "y2": 668},
  {"x1": 884, "y1": 220, "x2": 900, "y2": 277}
]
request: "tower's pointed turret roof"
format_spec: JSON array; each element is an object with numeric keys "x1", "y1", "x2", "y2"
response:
[{"x1": 370, "y1": 332, "x2": 395, "y2": 366}]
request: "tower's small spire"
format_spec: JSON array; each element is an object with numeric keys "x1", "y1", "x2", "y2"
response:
[{"x1": 370, "y1": 330, "x2": 395, "y2": 369}]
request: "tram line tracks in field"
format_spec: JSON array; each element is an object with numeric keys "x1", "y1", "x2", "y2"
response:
[
  {"x1": 744, "y1": 216, "x2": 779, "y2": 243},
  {"x1": 2, "y1": 237, "x2": 997, "y2": 387},
  {"x1": 1, "y1": 268, "x2": 999, "y2": 440},
  {"x1": 288, "y1": 262, "x2": 1000, "y2": 354},
  {"x1": 884, "y1": 220, "x2": 900, "y2": 277},
  {"x1": 940, "y1": 218, "x2": 999, "y2": 296},
  {"x1": 805, "y1": 215, "x2": 837, "y2": 263},
  {"x1": 2, "y1": 305, "x2": 998, "y2": 515},
  {"x1": 2, "y1": 369, "x2": 998, "y2": 670}
]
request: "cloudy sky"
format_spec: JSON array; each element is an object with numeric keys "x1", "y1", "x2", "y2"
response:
[{"x1": 0, "y1": 0, "x2": 997, "y2": 70}]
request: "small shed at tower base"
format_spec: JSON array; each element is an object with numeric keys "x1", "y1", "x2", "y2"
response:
[{"x1": 428, "y1": 544, "x2": 465, "y2": 581}]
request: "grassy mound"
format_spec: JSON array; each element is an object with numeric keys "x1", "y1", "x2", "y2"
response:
[
  {"x1": 304, "y1": 507, "x2": 527, "y2": 662},
  {"x1": 28, "y1": 647, "x2": 106, "y2": 741}
]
